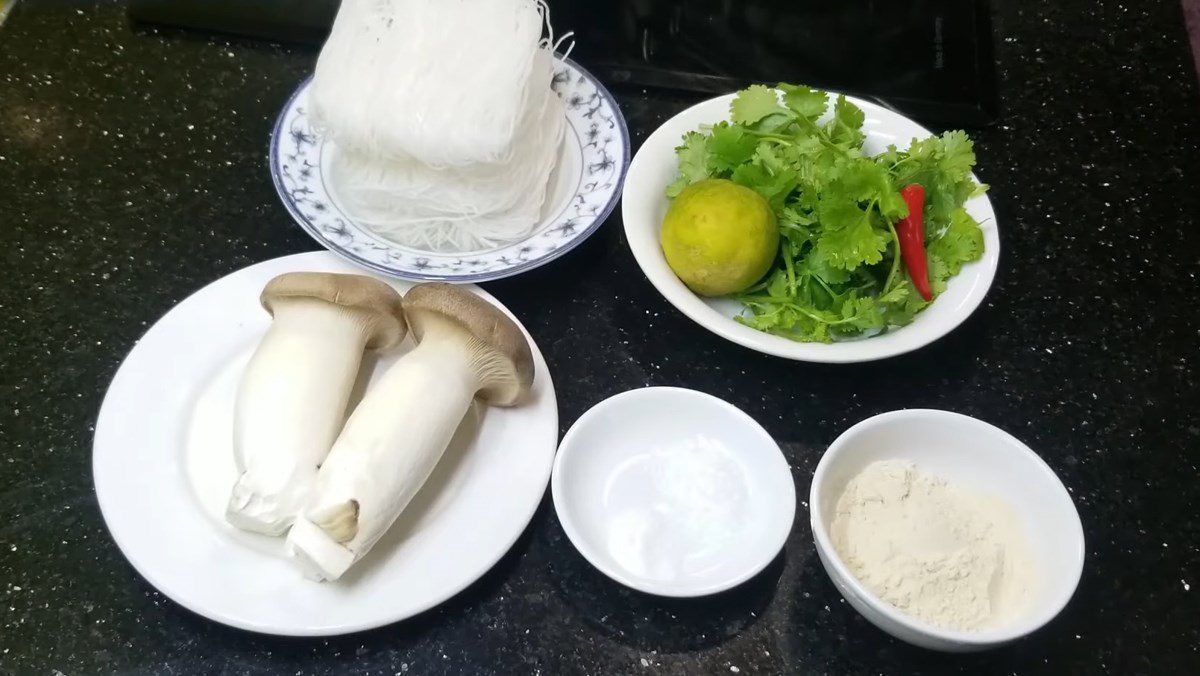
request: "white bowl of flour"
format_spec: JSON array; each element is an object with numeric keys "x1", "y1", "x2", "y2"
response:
[{"x1": 809, "y1": 409, "x2": 1084, "y2": 652}]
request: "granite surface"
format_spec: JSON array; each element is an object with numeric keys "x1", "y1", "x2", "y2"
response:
[
  {"x1": 1188, "y1": 0, "x2": 1200, "y2": 80},
  {"x1": 2, "y1": 1, "x2": 1200, "y2": 674}
]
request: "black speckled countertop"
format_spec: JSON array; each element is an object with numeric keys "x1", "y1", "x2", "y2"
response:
[{"x1": 2, "y1": 1, "x2": 1199, "y2": 674}]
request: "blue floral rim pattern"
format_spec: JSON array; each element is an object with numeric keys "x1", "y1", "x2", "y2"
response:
[{"x1": 268, "y1": 56, "x2": 630, "y2": 283}]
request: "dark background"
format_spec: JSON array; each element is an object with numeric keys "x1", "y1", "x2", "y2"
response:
[{"x1": 2, "y1": 1, "x2": 1199, "y2": 673}]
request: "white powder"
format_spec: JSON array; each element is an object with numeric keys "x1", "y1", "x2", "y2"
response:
[
  {"x1": 829, "y1": 460, "x2": 1035, "y2": 631},
  {"x1": 603, "y1": 435, "x2": 749, "y2": 582}
]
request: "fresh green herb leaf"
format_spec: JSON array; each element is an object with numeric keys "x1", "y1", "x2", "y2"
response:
[
  {"x1": 814, "y1": 196, "x2": 889, "y2": 270},
  {"x1": 927, "y1": 208, "x2": 984, "y2": 276},
  {"x1": 937, "y1": 130, "x2": 977, "y2": 179},
  {"x1": 777, "y1": 83, "x2": 828, "y2": 120},
  {"x1": 706, "y1": 122, "x2": 759, "y2": 173},
  {"x1": 730, "y1": 84, "x2": 789, "y2": 125},
  {"x1": 842, "y1": 294, "x2": 887, "y2": 332},
  {"x1": 825, "y1": 95, "x2": 866, "y2": 148},
  {"x1": 731, "y1": 162, "x2": 798, "y2": 212},
  {"x1": 880, "y1": 283, "x2": 926, "y2": 327},
  {"x1": 926, "y1": 251, "x2": 951, "y2": 295},
  {"x1": 666, "y1": 132, "x2": 710, "y2": 197},
  {"x1": 796, "y1": 245, "x2": 852, "y2": 285}
]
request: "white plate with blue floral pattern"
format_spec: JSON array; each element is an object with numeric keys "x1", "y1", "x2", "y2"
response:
[{"x1": 270, "y1": 57, "x2": 629, "y2": 283}]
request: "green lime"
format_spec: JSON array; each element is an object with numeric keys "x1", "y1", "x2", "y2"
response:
[{"x1": 660, "y1": 179, "x2": 778, "y2": 296}]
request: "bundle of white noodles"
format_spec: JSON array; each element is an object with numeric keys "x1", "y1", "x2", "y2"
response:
[{"x1": 308, "y1": 0, "x2": 568, "y2": 252}]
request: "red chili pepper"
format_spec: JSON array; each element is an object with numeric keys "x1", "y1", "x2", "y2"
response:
[{"x1": 896, "y1": 184, "x2": 933, "y2": 301}]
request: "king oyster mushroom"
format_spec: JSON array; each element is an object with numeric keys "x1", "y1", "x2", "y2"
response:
[
  {"x1": 287, "y1": 282, "x2": 534, "y2": 580},
  {"x1": 226, "y1": 272, "x2": 406, "y2": 535}
]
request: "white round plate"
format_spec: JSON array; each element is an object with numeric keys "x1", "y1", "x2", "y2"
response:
[
  {"x1": 622, "y1": 92, "x2": 1000, "y2": 363},
  {"x1": 270, "y1": 56, "x2": 629, "y2": 283},
  {"x1": 551, "y1": 387, "x2": 796, "y2": 597},
  {"x1": 93, "y1": 251, "x2": 559, "y2": 636}
]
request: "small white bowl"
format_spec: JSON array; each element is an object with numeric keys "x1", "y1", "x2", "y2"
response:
[
  {"x1": 810, "y1": 409, "x2": 1085, "y2": 651},
  {"x1": 552, "y1": 387, "x2": 796, "y2": 597}
]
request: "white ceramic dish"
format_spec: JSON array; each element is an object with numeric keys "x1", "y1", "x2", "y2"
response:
[
  {"x1": 270, "y1": 56, "x2": 629, "y2": 283},
  {"x1": 92, "y1": 252, "x2": 559, "y2": 636},
  {"x1": 621, "y1": 92, "x2": 1000, "y2": 363},
  {"x1": 551, "y1": 387, "x2": 796, "y2": 597},
  {"x1": 809, "y1": 409, "x2": 1084, "y2": 651}
]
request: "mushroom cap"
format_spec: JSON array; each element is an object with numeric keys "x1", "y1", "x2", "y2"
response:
[
  {"x1": 260, "y1": 272, "x2": 407, "y2": 349},
  {"x1": 403, "y1": 283, "x2": 534, "y2": 406}
]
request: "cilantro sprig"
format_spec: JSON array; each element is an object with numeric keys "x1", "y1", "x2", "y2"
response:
[{"x1": 666, "y1": 84, "x2": 986, "y2": 343}]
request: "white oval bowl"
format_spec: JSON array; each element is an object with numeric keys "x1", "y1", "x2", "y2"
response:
[{"x1": 622, "y1": 93, "x2": 1000, "y2": 363}]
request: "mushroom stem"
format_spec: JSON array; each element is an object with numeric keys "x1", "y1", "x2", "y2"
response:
[
  {"x1": 224, "y1": 272, "x2": 406, "y2": 537},
  {"x1": 287, "y1": 320, "x2": 479, "y2": 580},
  {"x1": 227, "y1": 300, "x2": 374, "y2": 535}
]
